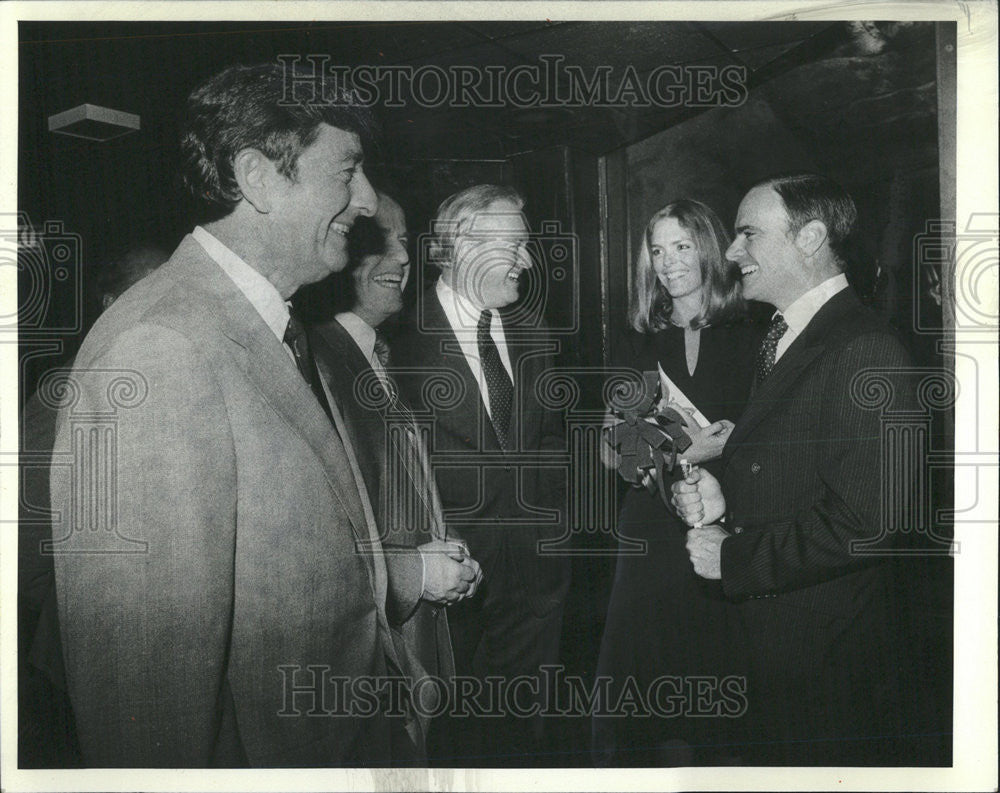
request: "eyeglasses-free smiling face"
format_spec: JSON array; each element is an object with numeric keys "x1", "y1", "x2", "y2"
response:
[
  {"x1": 265, "y1": 124, "x2": 378, "y2": 289},
  {"x1": 726, "y1": 185, "x2": 810, "y2": 309},
  {"x1": 351, "y1": 195, "x2": 410, "y2": 329},
  {"x1": 648, "y1": 215, "x2": 704, "y2": 301}
]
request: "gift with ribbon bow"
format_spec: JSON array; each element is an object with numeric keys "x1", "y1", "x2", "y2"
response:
[{"x1": 604, "y1": 371, "x2": 693, "y2": 504}]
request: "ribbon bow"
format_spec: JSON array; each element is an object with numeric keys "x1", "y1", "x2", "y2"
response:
[{"x1": 604, "y1": 371, "x2": 693, "y2": 504}]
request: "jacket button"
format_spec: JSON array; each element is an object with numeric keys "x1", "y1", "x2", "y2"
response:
[
  {"x1": 733, "y1": 526, "x2": 744, "y2": 535},
  {"x1": 750, "y1": 462, "x2": 761, "y2": 474}
]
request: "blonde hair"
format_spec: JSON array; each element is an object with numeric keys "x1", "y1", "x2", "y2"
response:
[{"x1": 628, "y1": 199, "x2": 744, "y2": 332}]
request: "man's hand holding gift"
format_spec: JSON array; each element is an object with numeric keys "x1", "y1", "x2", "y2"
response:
[{"x1": 671, "y1": 465, "x2": 728, "y2": 581}]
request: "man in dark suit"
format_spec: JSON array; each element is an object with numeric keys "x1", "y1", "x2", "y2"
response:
[
  {"x1": 308, "y1": 191, "x2": 482, "y2": 713},
  {"x1": 393, "y1": 184, "x2": 571, "y2": 765},
  {"x1": 672, "y1": 173, "x2": 915, "y2": 765},
  {"x1": 50, "y1": 63, "x2": 421, "y2": 766}
]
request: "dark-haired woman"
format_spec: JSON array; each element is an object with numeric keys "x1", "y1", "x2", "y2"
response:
[{"x1": 593, "y1": 199, "x2": 763, "y2": 766}]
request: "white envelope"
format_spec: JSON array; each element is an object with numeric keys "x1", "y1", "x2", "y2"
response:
[{"x1": 657, "y1": 362, "x2": 710, "y2": 428}]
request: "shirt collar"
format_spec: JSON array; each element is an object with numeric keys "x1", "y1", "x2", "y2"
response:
[
  {"x1": 436, "y1": 278, "x2": 499, "y2": 335},
  {"x1": 334, "y1": 311, "x2": 377, "y2": 362},
  {"x1": 193, "y1": 225, "x2": 290, "y2": 343},
  {"x1": 780, "y1": 273, "x2": 848, "y2": 336}
]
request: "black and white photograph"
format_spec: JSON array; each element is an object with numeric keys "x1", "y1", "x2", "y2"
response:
[{"x1": 1, "y1": 2, "x2": 996, "y2": 790}]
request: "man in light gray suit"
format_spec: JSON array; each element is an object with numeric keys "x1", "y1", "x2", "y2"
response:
[{"x1": 50, "y1": 63, "x2": 420, "y2": 767}]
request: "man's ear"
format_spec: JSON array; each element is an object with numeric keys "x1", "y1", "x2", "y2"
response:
[
  {"x1": 451, "y1": 236, "x2": 473, "y2": 269},
  {"x1": 795, "y1": 219, "x2": 829, "y2": 259},
  {"x1": 233, "y1": 148, "x2": 279, "y2": 214}
]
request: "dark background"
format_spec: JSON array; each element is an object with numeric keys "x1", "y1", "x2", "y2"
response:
[
  {"x1": 17, "y1": 20, "x2": 954, "y2": 766},
  {"x1": 19, "y1": 20, "x2": 951, "y2": 381}
]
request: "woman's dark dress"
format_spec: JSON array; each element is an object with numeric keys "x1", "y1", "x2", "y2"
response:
[{"x1": 594, "y1": 321, "x2": 762, "y2": 766}]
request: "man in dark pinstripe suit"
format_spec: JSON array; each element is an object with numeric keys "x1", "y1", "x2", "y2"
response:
[{"x1": 673, "y1": 173, "x2": 915, "y2": 765}]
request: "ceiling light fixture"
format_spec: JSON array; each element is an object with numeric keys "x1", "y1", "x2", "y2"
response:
[{"x1": 48, "y1": 103, "x2": 140, "y2": 142}]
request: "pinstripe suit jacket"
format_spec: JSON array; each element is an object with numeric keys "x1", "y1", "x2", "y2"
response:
[{"x1": 719, "y1": 287, "x2": 914, "y2": 763}]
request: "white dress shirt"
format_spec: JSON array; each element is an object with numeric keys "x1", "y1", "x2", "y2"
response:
[
  {"x1": 774, "y1": 273, "x2": 849, "y2": 363},
  {"x1": 436, "y1": 278, "x2": 514, "y2": 419},
  {"x1": 192, "y1": 226, "x2": 294, "y2": 360}
]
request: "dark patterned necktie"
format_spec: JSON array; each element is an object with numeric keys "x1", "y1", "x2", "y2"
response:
[
  {"x1": 755, "y1": 312, "x2": 788, "y2": 384},
  {"x1": 373, "y1": 330, "x2": 398, "y2": 405},
  {"x1": 477, "y1": 309, "x2": 513, "y2": 451},
  {"x1": 283, "y1": 314, "x2": 332, "y2": 420}
]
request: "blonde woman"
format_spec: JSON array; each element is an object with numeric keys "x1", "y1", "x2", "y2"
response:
[{"x1": 595, "y1": 199, "x2": 763, "y2": 766}]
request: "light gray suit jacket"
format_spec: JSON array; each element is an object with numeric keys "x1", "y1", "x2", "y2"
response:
[{"x1": 51, "y1": 235, "x2": 409, "y2": 767}]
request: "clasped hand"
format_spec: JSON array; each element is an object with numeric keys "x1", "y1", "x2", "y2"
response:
[
  {"x1": 670, "y1": 465, "x2": 728, "y2": 580},
  {"x1": 419, "y1": 539, "x2": 483, "y2": 605},
  {"x1": 670, "y1": 465, "x2": 726, "y2": 527}
]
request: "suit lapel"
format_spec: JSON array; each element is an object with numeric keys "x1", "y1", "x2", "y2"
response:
[
  {"x1": 725, "y1": 288, "x2": 859, "y2": 456},
  {"x1": 314, "y1": 358, "x2": 409, "y2": 681},
  {"x1": 172, "y1": 239, "x2": 407, "y2": 681},
  {"x1": 315, "y1": 320, "x2": 373, "y2": 391},
  {"x1": 171, "y1": 240, "x2": 372, "y2": 546},
  {"x1": 312, "y1": 354, "x2": 389, "y2": 604},
  {"x1": 424, "y1": 290, "x2": 501, "y2": 452},
  {"x1": 312, "y1": 322, "x2": 384, "y2": 478},
  {"x1": 500, "y1": 310, "x2": 559, "y2": 452}
]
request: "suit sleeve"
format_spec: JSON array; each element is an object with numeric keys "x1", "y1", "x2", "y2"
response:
[
  {"x1": 52, "y1": 324, "x2": 238, "y2": 766},
  {"x1": 721, "y1": 331, "x2": 914, "y2": 597},
  {"x1": 383, "y1": 552, "x2": 423, "y2": 625}
]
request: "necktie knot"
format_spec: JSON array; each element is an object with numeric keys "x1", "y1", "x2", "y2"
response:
[
  {"x1": 283, "y1": 314, "x2": 306, "y2": 347},
  {"x1": 767, "y1": 312, "x2": 788, "y2": 341},
  {"x1": 477, "y1": 309, "x2": 493, "y2": 336},
  {"x1": 283, "y1": 313, "x2": 332, "y2": 420},
  {"x1": 373, "y1": 331, "x2": 392, "y2": 370},
  {"x1": 755, "y1": 312, "x2": 788, "y2": 383}
]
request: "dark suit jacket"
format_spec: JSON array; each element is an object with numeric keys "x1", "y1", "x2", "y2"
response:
[
  {"x1": 312, "y1": 319, "x2": 455, "y2": 681},
  {"x1": 392, "y1": 287, "x2": 571, "y2": 618},
  {"x1": 719, "y1": 287, "x2": 914, "y2": 763},
  {"x1": 50, "y1": 236, "x2": 407, "y2": 767}
]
